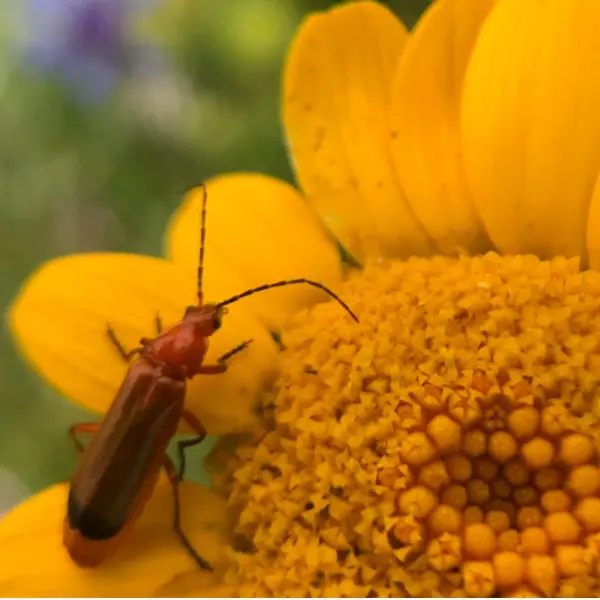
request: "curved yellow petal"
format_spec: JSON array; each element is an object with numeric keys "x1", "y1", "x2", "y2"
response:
[
  {"x1": 154, "y1": 570, "x2": 235, "y2": 597},
  {"x1": 461, "y1": 0, "x2": 600, "y2": 258},
  {"x1": 390, "y1": 0, "x2": 496, "y2": 255},
  {"x1": 283, "y1": 1, "x2": 436, "y2": 262},
  {"x1": 7, "y1": 253, "x2": 278, "y2": 434},
  {"x1": 0, "y1": 480, "x2": 230, "y2": 598},
  {"x1": 166, "y1": 176, "x2": 344, "y2": 332},
  {"x1": 586, "y1": 170, "x2": 600, "y2": 269}
]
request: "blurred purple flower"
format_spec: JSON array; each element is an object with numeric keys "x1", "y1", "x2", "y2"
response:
[{"x1": 20, "y1": 0, "x2": 164, "y2": 103}]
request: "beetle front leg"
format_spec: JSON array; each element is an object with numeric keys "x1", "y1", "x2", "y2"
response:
[
  {"x1": 155, "y1": 312, "x2": 163, "y2": 334},
  {"x1": 106, "y1": 324, "x2": 141, "y2": 362},
  {"x1": 197, "y1": 339, "x2": 253, "y2": 375}
]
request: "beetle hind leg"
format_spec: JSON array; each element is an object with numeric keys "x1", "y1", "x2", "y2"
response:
[
  {"x1": 68, "y1": 422, "x2": 99, "y2": 453},
  {"x1": 163, "y1": 456, "x2": 213, "y2": 571},
  {"x1": 177, "y1": 410, "x2": 208, "y2": 480}
]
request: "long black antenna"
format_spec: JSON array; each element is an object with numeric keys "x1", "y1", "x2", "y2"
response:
[
  {"x1": 197, "y1": 183, "x2": 208, "y2": 304},
  {"x1": 217, "y1": 278, "x2": 359, "y2": 322}
]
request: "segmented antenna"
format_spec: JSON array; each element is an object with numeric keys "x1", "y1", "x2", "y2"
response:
[
  {"x1": 197, "y1": 183, "x2": 208, "y2": 304},
  {"x1": 217, "y1": 278, "x2": 359, "y2": 322}
]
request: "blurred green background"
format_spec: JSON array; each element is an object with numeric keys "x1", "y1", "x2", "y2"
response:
[{"x1": 0, "y1": 0, "x2": 432, "y2": 511}]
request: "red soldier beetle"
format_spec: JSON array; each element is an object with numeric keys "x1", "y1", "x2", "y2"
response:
[{"x1": 64, "y1": 183, "x2": 359, "y2": 570}]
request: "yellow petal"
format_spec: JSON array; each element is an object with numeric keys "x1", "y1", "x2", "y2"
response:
[
  {"x1": 0, "y1": 480, "x2": 230, "y2": 598},
  {"x1": 586, "y1": 170, "x2": 600, "y2": 269},
  {"x1": 154, "y1": 570, "x2": 235, "y2": 598},
  {"x1": 461, "y1": 0, "x2": 600, "y2": 258},
  {"x1": 283, "y1": 1, "x2": 436, "y2": 262},
  {"x1": 166, "y1": 176, "x2": 344, "y2": 332},
  {"x1": 390, "y1": 0, "x2": 496, "y2": 255},
  {"x1": 7, "y1": 253, "x2": 278, "y2": 434}
]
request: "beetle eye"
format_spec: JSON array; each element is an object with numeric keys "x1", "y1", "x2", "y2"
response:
[
  {"x1": 184, "y1": 306, "x2": 196, "y2": 316},
  {"x1": 212, "y1": 315, "x2": 222, "y2": 330}
]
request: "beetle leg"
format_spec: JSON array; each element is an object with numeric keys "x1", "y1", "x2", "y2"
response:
[
  {"x1": 219, "y1": 339, "x2": 253, "y2": 363},
  {"x1": 163, "y1": 455, "x2": 213, "y2": 571},
  {"x1": 196, "y1": 363, "x2": 226, "y2": 375},
  {"x1": 177, "y1": 410, "x2": 208, "y2": 480},
  {"x1": 155, "y1": 312, "x2": 163, "y2": 334},
  {"x1": 105, "y1": 324, "x2": 132, "y2": 362},
  {"x1": 68, "y1": 422, "x2": 99, "y2": 453},
  {"x1": 197, "y1": 339, "x2": 253, "y2": 374}
]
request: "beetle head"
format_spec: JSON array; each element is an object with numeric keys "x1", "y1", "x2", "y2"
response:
[{"x1": 183, "y1": 303, "x2": 228, "y2": 336}]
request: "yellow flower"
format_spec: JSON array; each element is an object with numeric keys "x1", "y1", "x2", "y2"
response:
[{"x1": 4, "y1": 0, "x2": 600, "y2": 596}]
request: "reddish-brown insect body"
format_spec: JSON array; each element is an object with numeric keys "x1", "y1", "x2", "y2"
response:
[{"x1": 64, "y1": 184, "x2": 358, "y2": 569}]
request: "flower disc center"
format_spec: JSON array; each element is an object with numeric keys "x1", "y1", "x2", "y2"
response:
[{"x1": 217, "y1": 254, "x2": 600, "y2": 598}]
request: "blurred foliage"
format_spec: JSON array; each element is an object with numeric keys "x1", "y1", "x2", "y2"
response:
[{"x1": 0, "y1": 0, "x2": 432, "y2": 500}]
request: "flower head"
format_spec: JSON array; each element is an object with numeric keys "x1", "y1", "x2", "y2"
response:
[
  {"x1": 4, "y1": 0, "x2": 600, "y2": 596},
  {"x1": 216, "y1": 254, "x2": 600, "y2": 597}
]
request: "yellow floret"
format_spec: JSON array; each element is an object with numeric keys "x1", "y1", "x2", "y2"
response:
[
  {"x1": 516, "y1": 507, "x2": 543, "y2": 530},
  {"x1": 485, "y1": 510, "x2": 511, "y2": 535},
  {"x1": 489, "y1": 431, "x2": 518, "y2": 463},
  {"x1": 533, "y1": 467, "x2": 562, "y2": 491},
  {"x1": 520, "y1": 437, "x2": 554, "y2": 470},
  {"x1": 392, "y1": 515, "x2": 424, "y2": 546},
  {"x1": 567, "y1": 465, "x2": 600, "y2": 497},
  {"x1": 376, "y1": 466, "x2": 398, "y2": 488},
  {"x1": 466, "y1": 478, "x2": 490, "y2": 505},
  {"x1": 507, "y1": 407, "x2": 540, "y2": 440},
  {"x1": 491, "y1": 477, "x2": 512, "y2": 500},
  {"x1": 463, "y1": 429, "x2": 487, "y2": 458},
  {"x1": 463, "y1": 505, "x2": 484, "y2": 526},
  {"x1": 400, "y1": 432, "x2": 437, "y2": 466},
  {"x1": 513, "y1": 485, "x2": 539, "y2": 508},
  {"x1": 464, "y1": 561, "x2": 495, "y2": 597},
  {"x1": 464, "y1": 523, "x2": 496, "y2": 560},
  {"x1": 427, "y1": 414, "x2": 462, "y2": 454},
  {"x1": 441, "y1": 484, "x2": 467, "y2": 510},
  {"x1": 544, "y1": 512, "x2": 581, "y2": 544},
  {"x1": 427, "y1": 533, "x2": 462, "y2": 573},
  {"x1": 526, "y1": 555, "x2": 557, "y2": 596},
  {"x1": 575, "y1": 498, "x2": 600, "y2": 532},
  {"x1": 498, "y1": 529, "x2": 520, "y2": 552},
  {"x1": 519, "y1": 527, "x2": 549, "y2": 555},
  {"x1": 493, "y1": 551, "x2": 525, "y2": 589},
  {"x1": 419, "y1": 460, "x2": 450, "y2": 492},
  {"x1": 541, "y1": 489, "x2": 572, "y2": 513},
  {"x1": 559, "y1": 433, "x2": 595, "y2": 466},
  {"x1": 429, "y1": 504, "x2": 462, "y2": 536},
  {"x1": 398, "y1": 486, "x2": 437, "y2": 518},
  {"x1": 540, "y1": 405, "x2": 571, "y2": 437},
  {"x1": 474, "y1": 457, "x2": 499, "y2": 481},
  {"x1": 446, "y1": 454, "x2": 472, "y2": 482},
  {"x1": 554, "y1": 545, "x2": 593, "y2": 577},
  {"x1": 503, "y1": 458, "x2": 530, "y2": 486}
]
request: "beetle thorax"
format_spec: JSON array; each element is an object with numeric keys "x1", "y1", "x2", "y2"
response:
[{"x1": 145, "y1": 321, "x2": 209, "y2": 378}]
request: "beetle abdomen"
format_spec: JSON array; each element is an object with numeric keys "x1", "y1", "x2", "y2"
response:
[{"x1": 65, "y1": 358, "x2": 186, "y2": 566}]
